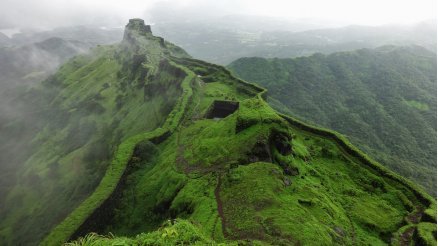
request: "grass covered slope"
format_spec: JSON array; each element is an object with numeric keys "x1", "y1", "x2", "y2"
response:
[
  {"x1": 227, "y1": 46, "x2": 437, "y2": 195},
  {"x1": 57, "y1": 38, "x2": 435, "y2": 245},
  {"x1": 0, "y1": 19, "x2": 190, "y2": 245},
  {"x1": 41, "y1": 61, "x2": 195, "y2": 245},
  {"x1": 66, "y1": 219, "x2": 221, "y2": 246}
]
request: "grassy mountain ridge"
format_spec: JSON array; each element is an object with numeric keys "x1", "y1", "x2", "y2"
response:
[
  {"x1": 0, "y1": 19, "x2": 189, "y2": 245},
  {"x1": 39, "y1": 21, "x2": 436, "y2": 245},
  {"x1": 228, "y1": 46, "x2": 437, "y2": 196}
]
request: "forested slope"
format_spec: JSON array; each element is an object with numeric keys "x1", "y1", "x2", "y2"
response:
[{"x1": 228, "y1": 46, "x2": 437, "y2": 195}]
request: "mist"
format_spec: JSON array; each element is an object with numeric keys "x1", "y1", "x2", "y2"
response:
[{"x1": 0, "y1": 0, "x2": 436, "y2": 31}]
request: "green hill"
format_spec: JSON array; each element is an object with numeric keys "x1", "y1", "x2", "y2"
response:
[
  {"x1": 0, "y1": 19, "x2": 188, "y2": 245},
  {"x1": 228, "y1": 47, "x2": 437, "y2": 196},
  {"x1": 41, "y1": 20, "x2": 436, "y2": 245}
]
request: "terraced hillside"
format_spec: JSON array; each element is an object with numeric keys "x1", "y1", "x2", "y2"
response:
[{"x1": 42, "y1": 20, "x2": 436, "y2": 246}]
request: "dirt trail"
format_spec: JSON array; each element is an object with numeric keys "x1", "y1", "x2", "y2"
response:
[
  {"x1": 175, "y1": 129, "x2": 229, "y2": 238},
  {"x1": 399, "y1": 227, "x2": 416, "y2": 246},
  {"x1": 397, "y1": 206, "x2": 425, "y2": 245},
  {"x1": 406, "y1": 206, "x2": 424, "y2": 224},
  {"x1": 214, "y1": 174, "x2": 228, "y2": 238}
]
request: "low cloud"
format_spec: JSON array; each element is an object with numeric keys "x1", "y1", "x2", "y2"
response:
[{"x1": 0, "y1": 0, "x2": 435, "y2": 30}]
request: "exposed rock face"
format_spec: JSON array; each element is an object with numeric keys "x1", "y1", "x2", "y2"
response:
[
  {"x1": 284, "y1": 166, "x2": 299, "y2": 176},
  {"x1": 283, "y1": 177, "x2": 292, "y2": 186},
  {"x1": 245, "y1": 141, "x2": 272, "y2": 163},
  {"x1": 270, "y1": 130, "x2": 293, "y2": 155},
  {"x1": 126, "y1": 18, "x2": 152, "y2": 33},
  {"x1": 123, "y1": 18, "x2": 152, "y2": 42}
]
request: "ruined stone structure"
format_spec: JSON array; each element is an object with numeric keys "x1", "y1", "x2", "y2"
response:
[{"x1": 205, "y1": 100, "x2": 239, "y2": 119}]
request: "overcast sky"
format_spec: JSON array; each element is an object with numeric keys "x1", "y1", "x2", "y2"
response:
[{"x1": 0, "y1": 0, "x2": 436, "y2": 30}]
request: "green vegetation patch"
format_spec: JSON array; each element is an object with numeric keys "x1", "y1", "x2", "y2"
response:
[
  {"x1": 405, "y1": 100, "x2": 430, "y2": 111},
  {"x1": 67, "y1": 219, "x2": 224, "y2": 246}
]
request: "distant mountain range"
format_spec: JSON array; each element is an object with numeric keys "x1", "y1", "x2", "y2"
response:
[
  {"x1": 0, "y1": 37, "x2": 91, "y2": 84},
  {"x1": 0, "y1": 26, "x2": 123, "y2": 47},
  {"x1": 0, "y1": 36, "x2": 93, "y2": 115},
  {"x1": 0, "y1": 32, "x2": 9, "y2": 46},
  {"x1": 153, "y1": 19, "x2": 436, "y2": 64},
  {"x1": 1, "y1": 18, "x2": 435, "y2": 65}
]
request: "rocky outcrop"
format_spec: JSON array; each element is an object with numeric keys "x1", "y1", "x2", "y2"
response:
[{"x1": 123, "y1": 18, "x2": 152, "y2": 42}]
